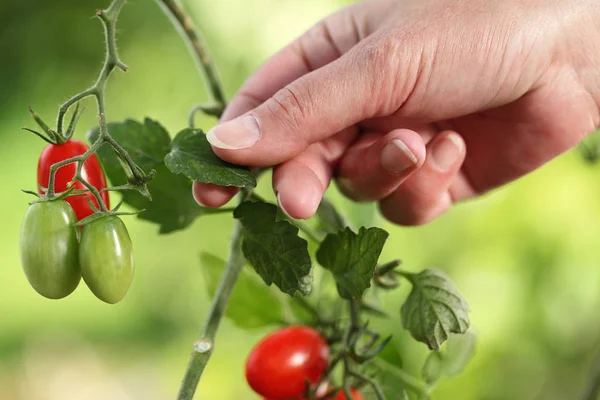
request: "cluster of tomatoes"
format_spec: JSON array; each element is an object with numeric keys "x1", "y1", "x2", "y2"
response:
[
  {"x1": 246, "y1": 326, "x2": 364, "y2": 400},
  {"x1": 19, "y1": 139, "x2": 134, "y2": 304}
]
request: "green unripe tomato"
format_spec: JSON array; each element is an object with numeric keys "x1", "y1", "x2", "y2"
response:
[
  {"x1": 80, "y1": 215, "x2": 134, "y2": 304},
  {"x1": 19, "y1": 200, "x2": 81, "y2": 299}
]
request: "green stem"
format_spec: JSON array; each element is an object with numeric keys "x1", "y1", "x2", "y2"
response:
[
  {"x1": 46, "y1": 0, "x2": 148, "y2": 206},
  {"x1": 373, "y1": 358, "x2": 430, "y2": 397},
  {"x1": 342, "y1": 357, "x2": 354, "y2": 399},
  {"x1": 176, "y1": 194, "x2": 249, "y2": 400},
  {"x1": 294, "y1": 220, "x2": 324, "y2": 243},
  {"x1": 582, "y1": 349, "x2": 600, "y2": 400},
  {"x1": 347, "y1": 368, "x2": 385, "y2": 400},
  {"x1": 156, "y1": 0, "x2": 227, "y2": 113},
  {"x1": 154, "y1": 1, "x2": 253, "y2": 398},
  {"x1": 46, "y1": 137, "x2": 107, "y2": 211},
  {"x1": 349, "y1": 299, "x2": 361, "y2": 330},
  {"x1": 188, "y1": 103, "x2": 225, "y2": 127},
  {"x1": 293, "y1": 296, "x2": 323, "y2": 323}
]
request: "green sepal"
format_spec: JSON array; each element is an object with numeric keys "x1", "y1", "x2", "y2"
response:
[
  {"x1": 63, "y1": 103, "x2": 85, "y2": 140},
  {"x1": 28, "y1": 106, "x2": 64, "y2": 144}
]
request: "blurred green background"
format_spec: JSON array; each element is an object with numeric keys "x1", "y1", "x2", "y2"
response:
[{"x1": 2, "y1": 0, "x2": 600, "y2": 399}]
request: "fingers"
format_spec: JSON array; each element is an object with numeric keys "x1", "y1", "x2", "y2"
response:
[
  {"x1": 192, "y1": 182, "x2": 239, "y2": 208},
  {"x1": 455, "y1": 72, "x2": 598, "y2": 194},
  {"x1": 273, "y1": 128, "x2": 357, "y2": 220},
  {"x1": 206, "y1": 42, "x2": 382, "y2": 167},
  {"x1": 379, "y1": 131, "x2": 466, "y2": 225},
  {"x1": 193, "y1": 6, "x2": 367, "y2": 208},
  {"x1": 336, "y1": 129, "x2": 426, "y2": 201},
  {"x1": 221, "y1": 4, "x2": 369, "y2": 123}
]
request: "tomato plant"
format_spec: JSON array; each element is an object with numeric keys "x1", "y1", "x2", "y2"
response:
[
  {"x1": 246, "y1": 326, "x2": 330, "y2": 399},
  {"x1": 37, "y1": 139, "x2": 110, "y2": 221},
  {"x1": 19, "y1": 200, "x2": 80, "y2": 299},
  {"x1": 18, "y1": 1, "x2": 478, "y2": 399}
]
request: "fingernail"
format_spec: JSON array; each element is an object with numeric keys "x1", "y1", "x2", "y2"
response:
[
  {"x1": 431, "y1": 134, "x2": 464, "y2": 171},
  {"x1": 380, "y1": 139, "x2": 418, "y2": 174},
  {"x1": 206, "y1": 115, "x2": 261, "y2": 150},
  {"x1": 276, "y1": 192, "x2": 294, "y2": 219}
]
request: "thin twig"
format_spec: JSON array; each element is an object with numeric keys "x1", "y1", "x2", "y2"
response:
[
  {"x1": 581, "y1": 348, "x2": 600, "y2": 400},
  {"x1": 156, "y1": 0, "x2": 227, "y2": 114},
  {"x1": 46, "y1": 0, "x2": 148, "y2": 207},
  {"x1": 347, "y1": 367, "x2": 385, "y2": 400},
  {"x1": 373, "y1": 357, "x2": 430, "y2": 397},
  {"x1": 176, "y1": 193, "x2": 249, "y2": 400}
]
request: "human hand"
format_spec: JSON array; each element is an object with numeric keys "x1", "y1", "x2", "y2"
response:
[{"x1": 193, "y1": 0, "x2": 600, "y2": 225}]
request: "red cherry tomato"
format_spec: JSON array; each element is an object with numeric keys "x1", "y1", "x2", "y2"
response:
[
  {"x1": 37, "y1": 139, "x2": 109, "y2": 220},
  {"x1": 263, "y1": 387, "x2": 362, "y2": 400},
  {"x1": 262, "y1": 381, "x2": 329, "y2": 400},
  {"x1": 333, "y1": 388, "x2": 364, "y2": 400},
  {"x1": 246, "y1": 326, "x2": 330, "y2": 399}
]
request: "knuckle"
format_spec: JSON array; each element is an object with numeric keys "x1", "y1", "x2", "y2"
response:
[
  {"x1": 267, "y1": 83, "x2": 312, "y2": 136},
  {"x1": 354, "y1": 26, "x2": 432, "y2": 117},
  {"x1": 353, "y1": 36, "x2": 414, "y2": 116}
]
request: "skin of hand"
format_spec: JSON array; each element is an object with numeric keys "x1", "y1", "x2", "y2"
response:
[{"x1": 192, "y1": 0, "x2": 600, "y2": 225}]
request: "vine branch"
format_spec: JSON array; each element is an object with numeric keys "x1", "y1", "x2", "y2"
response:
[
  {"x1": 44, "y1": 0, "x2": 151, "y2": 208},
  {"x1": 581, "y1": 348, "x2": 600, "y2": 400},
  {"x1": 177, "y1": 211, "x2": 246, "y2": 399},
  {"x1": 153, "y1": 1, "x2": 249, "y2": 397},
  {"x1": 156, "y1": 0, "x2": 227, "y2": 125}
]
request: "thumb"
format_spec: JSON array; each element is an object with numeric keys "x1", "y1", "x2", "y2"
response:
[{"x1": 206, "y1": 43, "x2": 388, "y2": 167}]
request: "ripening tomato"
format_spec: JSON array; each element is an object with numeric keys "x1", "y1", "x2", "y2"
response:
[
  {"x1": 262, "y1": 386, "x2": 360, "y2": 400},
  {"x1": 333, "y1": 388, "x2": 364, "y2": 400},
  {"x1": 246, "y1": 326, "x2": 330, "y2": 399},
  {"x1": 19, "y1": 201, "x2": 81, "y2": 299},
  {"x1": 80, "y1": 216, "x2": 134, "y2": 304},
  {"x1": 37, "y1": 139, "x2": 109, "y2": 221}
]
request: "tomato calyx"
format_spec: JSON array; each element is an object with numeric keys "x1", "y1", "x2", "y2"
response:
[
  {"x1": 75, "y1": 200, "x2": 144, "y2": 228},
  {"x1": 22, "y1": 186, "x2": 89, "y2": 206},
  {"x1": 24, "y1": 104, "x2": 84, "y2": 145}
]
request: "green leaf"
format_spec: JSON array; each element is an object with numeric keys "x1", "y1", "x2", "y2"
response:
[
  {"x1": 165, "y1": 128, "x2": 256, "y2": 188},
  {"x1": 422, "y1": 330, "x2": 476, "y2": 384},
  {"x1": 316, "y1": 227, "x2": 389, "y2": 299},
  {"x1": 121, "y1": 164, "x2": 220, "y2": 234},
  {"x1": 316, "y1": 197, "x2": 347, "y2": 234},
  {"x1": 88, "y1": 119, "x2": 218, "y2": 234},
  {"x1": 234, "y1": 201, "x2": 312, "y2": 296},
  {"x1": 400, "y1": 269, "x2": 470, "y2": 350},
  {"x1": 88, "y1": 118, "x2": 171, "y2": 174},
  {"x1": 200, "y1": 252, "x2": 284, "y2": 329}
]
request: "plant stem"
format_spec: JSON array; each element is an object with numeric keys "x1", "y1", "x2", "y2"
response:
[
  {"x1": 581, "y1": 349, "x2": 600, "y2": 400},
  {"x1": 293, "y1": 296, "x2": 323, "y2": 323},
  {"x1": 177, "y1": 216, "x2": 246, "y2": 400},
  {"x1": 55, "y1": 0, "x2": 128, "y2": 135},
  {"x1": 156, "y1": 0, "x2": 227, "y2": 113},
  {"x1": 349, "y1": 299, "x2": 362, "y2": 330},
  {"x1": 347, "y1": 368, "x2": 386, "y2": 400},
  {"x1": 294, "y1": 220, "x2": 324, "y2": 243},
  {"x1": 155, "y1": 1, "x2": 248, "y2": 398},
  {"x1": 373, "y1": 357, "x2": 430, "y2": 397},
  {"x1": 45, "y1": 0, "x2": 149, "y2": 206},
  {"x1": 47, "y1": 136, "x2": 107, "y2": 211}
]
